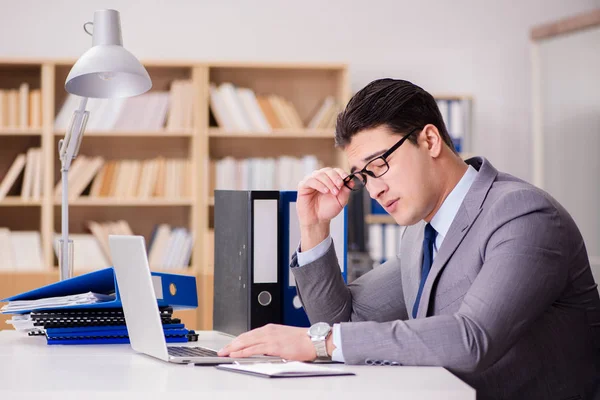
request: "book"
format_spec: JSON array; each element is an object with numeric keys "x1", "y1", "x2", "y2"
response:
[{"x1": 215, "y1": 361, "x2": 355, "y2": 378}]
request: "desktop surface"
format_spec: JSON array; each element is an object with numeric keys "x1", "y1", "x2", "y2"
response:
[{"x1": 0, "y1": 330, "x2": 475, "y2": 399}]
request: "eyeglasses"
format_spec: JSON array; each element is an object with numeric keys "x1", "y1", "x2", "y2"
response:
[{"x1": 343, "y1": 127, "x2": 421, "y2": 191}]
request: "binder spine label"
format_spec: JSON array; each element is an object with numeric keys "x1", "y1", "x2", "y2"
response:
[
  {"x1": 152, "y1": 275, "x2": 164, "y2": 300},
  {"x1": 253, "y1": 199, "x2": 278, "y2": 284}
]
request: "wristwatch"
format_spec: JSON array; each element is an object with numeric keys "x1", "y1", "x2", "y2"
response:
[{"x1": 307, "y1": 322, "x2": 332, "y2": 360}]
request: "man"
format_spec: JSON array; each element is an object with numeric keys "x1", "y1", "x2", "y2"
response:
[{"x1": 219, "y1": 79, "x2": 600, "y2": 399}]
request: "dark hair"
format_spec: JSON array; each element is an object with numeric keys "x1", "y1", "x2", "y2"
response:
[{"x1": 335, "y1": 78, "x2": 456, "y2": 153}]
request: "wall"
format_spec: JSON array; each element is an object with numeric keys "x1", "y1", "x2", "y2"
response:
[{"x1": 0, "y1": 0, "x2": 598, "y2": 180}]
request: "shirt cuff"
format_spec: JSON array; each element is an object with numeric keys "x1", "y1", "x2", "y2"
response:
[
  {"x1": 331, "y1": 323, "x2": 345, "y2": 362},
  {"x1": 296, "y1": 236, "x2": 332, "y2": 267}
]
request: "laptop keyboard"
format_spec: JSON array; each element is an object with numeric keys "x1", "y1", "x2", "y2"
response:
[{"x1": 168, "y1": 346, "x2": 219, "y2": 358}]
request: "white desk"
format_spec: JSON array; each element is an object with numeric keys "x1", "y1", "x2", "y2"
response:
[{"x1": 0, "y1": 330, "x2": 475, "y2": 400}]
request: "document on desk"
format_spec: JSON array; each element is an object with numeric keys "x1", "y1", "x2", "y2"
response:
[
  {"x1": 215, "y1": 361, "x2": 355, "y2": 378},
  {"x1": 1, "y1": 292, "x2": 115, "y2": 313}
]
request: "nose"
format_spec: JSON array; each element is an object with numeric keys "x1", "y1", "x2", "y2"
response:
[{"x1": 365, "y1": 177, "x2": 387, "y2": 201}]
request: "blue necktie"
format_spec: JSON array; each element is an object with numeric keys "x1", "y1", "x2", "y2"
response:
[{"x1": 412, "y1": 223, "x2": 437, "y2": 318}]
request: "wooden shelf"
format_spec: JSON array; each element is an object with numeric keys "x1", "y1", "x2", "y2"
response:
[
  {"x1": 0, "y1": 269, "x2": 56, "y2": 276},
  {"x1": 53, "y1": 130, "x2": 194, "y2": 137},
  {"x1": 0, "y1": 197, "x2": 42, "y2": 206},
  {"x1": 0, "y1": 128, "x2": 42, "y2": 136},
  {"x1": 0, "y1": 58, "x2": 352, "y2": 332},
  {"x1": 366, "y1": 214, "x2": 396, "y2": 224},
  {"x1": 53, "y1": 198, "x2": 194, "y2": 207},
  {"x1": 47, "y1": 267, "x2": 198, "y2": 275},
  {"x1": 208, "y1": 128, "x2": 335, "y2": 138}
]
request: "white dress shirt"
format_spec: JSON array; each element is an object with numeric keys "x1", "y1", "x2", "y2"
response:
[{"x1": 296, "y1": 165, "x2": 478, "y2": 362}]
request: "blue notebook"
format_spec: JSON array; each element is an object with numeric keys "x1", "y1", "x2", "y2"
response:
[{"x1": 1, "y1": 267, "x2": 198, "y2": 314}]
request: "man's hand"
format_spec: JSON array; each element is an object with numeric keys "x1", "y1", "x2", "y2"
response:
[
  {"x1": 217, "y1": 324, "x2": 318, "y2": 361},
  {"x1": 297, "y1": 167, "x2": 351, "y2": 250}
]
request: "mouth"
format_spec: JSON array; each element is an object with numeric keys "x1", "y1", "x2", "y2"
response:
[{"x1": 384, "y1": 199, "x2": 399, "y2": 209}]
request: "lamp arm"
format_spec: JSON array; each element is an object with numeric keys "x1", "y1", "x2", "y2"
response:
[{"x1": 58, "y1": 96, "x2": 90, "y2": 281}]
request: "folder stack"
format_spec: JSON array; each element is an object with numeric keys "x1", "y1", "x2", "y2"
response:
[{"x1": 1, "y1": 267, "x2": 198, "y2": 345}]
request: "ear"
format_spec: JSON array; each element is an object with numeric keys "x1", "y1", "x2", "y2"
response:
[{"x1": 422, "y1": 124, "x2": 442, "y2": 158}]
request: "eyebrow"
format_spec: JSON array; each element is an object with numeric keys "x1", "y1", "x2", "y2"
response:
[{"x1": 350, "y1": 149, "x2": 387, "y2": 173}]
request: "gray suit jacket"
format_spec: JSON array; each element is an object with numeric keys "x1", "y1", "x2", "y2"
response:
[{"x1": 292, "y1": 157, "x2": 600, "y2": 400}]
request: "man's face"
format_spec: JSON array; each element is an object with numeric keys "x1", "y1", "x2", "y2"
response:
[{"x1": 344, "y1": 125, "x2": 438, "y2": 226}]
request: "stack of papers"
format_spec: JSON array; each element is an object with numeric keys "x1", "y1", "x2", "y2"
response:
[
  {"x1": 216, "y1": 361, "x2": 355, "y2": 378},
  {"x1": 1, "y1": 291, "x2": 115, "y2": 313}
]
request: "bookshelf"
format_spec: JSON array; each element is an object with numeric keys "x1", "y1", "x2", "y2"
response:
[{"x1": 0, "y1": 59, "x2": 350, "y2": 331}]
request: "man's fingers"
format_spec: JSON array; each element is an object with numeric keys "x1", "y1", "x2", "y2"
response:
[
  {"x1": 228, "y1": 344, "x2": 272, "y2": 358},
  {"x1": 302, "y1": 176, "x2": 330, "y2": 194},
  {"x1": 218, "y1": 325, "x2": 275, "y2": 356},
  {"x1": 322, "y1": 169, "x2": 345, "y2": 195}
]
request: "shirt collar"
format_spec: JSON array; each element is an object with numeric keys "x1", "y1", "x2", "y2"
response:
[{"x1": 430, "y1": 165, "x2": 478, "y2": 238}]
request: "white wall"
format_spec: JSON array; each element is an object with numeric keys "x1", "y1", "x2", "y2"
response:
[{"x1": 1, "y1": 0, "x2": 598, "y2": 180}]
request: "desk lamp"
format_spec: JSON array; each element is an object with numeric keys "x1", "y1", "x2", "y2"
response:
[{"x1": 58, "y1": 9, "x2": 152, "y2": 280}]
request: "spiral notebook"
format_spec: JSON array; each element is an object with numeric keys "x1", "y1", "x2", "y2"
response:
[{"x1": 215, "y1": 361, "x2": 355, "y2": 378}]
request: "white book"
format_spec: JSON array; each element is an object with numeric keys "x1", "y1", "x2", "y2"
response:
[
  {"x1": 178, "y1": 231, "x2": 194, "y2": 268},
  {"x1": 31, "y1": 148, "x2": 43, "y2": 200},
  {"x1": 449, "y1": 100, "x2": 464, "y2": 139},
  {"x1": 148, "y1": 224, "x2": 171, "y2": 268},
  {"x1": 436, "y1": 100, "x2": 450, "y2": 132},
  {"x1": 384, "y1": 223, "x2": 398, "y2": 261},
  {"x1": 161, "y1": 228, "x2": 180, "y2": 269},
  {"x1": 18, "y1": 83, "x2": 29, "y2": 129},
  {"x1": 53, "y1": 233, "x2": 110, "y2": 271},
  {"x1": 166, "y1": 81, "x2": 183, "y2": 132},
  {"x1": 236, "y1": 88, "x2": 271, "y2": 132},
  {"x1": 308, "y1": 97, "x2": 335, "y2": 129},
  {"x1": 368, "y1": 224, "x2": 384, "y2": 265},
  {"x1": 218, "y1": 83, "x2": 252, "y2": 132},
  {"x1": 54, "y1": 94, "x2": 79, "y2": 132},
  {"x1": 69, "y1": 156, "x2": 104, "y2": 200},
  {"x1": 21, "y1": 147, "x2": 37, "y2": 200},
  {"x1": 182, "y1": 81, "x2": 194, "y2": 131},
  {"x1": 10, "y1": 231, "x2": 43, "y2": 271},
  {"x1": 149, "y1": 92, "x2": 170, "y2": 131},
  {"x1": 209, "y1": 83, "x2": 235, "y2": 132},
  {"x1": 0, "y1": 154, "x2": 26, "y2": 200},
  {"x1": 165, "y1": 228, "x2": 185, "y2": 269},
  {"x1": 54, "y1": 155, "x2": 88, "y2": 198}
]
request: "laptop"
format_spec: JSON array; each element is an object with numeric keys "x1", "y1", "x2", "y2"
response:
[{"x1": 108, "y1": 234, "x2": 282, "y2": 365}]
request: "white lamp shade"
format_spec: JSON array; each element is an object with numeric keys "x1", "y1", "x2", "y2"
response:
[
  {"x1": 65, "y1": 9, "x2": 152, "y2": 99},
  {"x1": 65, "y1": 45, "x2": 152, "y2": 98}
]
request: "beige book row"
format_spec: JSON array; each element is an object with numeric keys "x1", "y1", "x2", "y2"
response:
[
  {"x1": 0, "y1": 228, "x2": 44, "y2": 271},
  {"x1": 54, "y1": 79, "x2": 193, "y2": 133},
  {"x1": 209, "y1": 82, "x2": 342, "y2": 133},
  {"x1": 0, "y1": 84, "x2": 42, "y2": 130},
  {"x1": 214, "y1": 155, "x2": 321, "y2": 191},
  {"x1": 0, "y1": 148, "x2": 43, "y2": 201},
  {"x1": 54, "y1": 155, "x2": 192, "y2": 201},
  {"x1": 77, "y1": 220, "x2": 193, "y2": 271}
]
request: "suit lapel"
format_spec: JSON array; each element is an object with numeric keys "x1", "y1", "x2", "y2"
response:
[
  {"x1": 402, "y1": 222, "x2": 425, "y2": 318},
  {"x1": 416, "y1": 207, "x2": 482, "y2": 318},
  {"x1": 414, "y1": 157, "x2": 498, "y2": 319}
]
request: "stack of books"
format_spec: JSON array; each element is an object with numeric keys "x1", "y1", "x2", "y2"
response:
[
  {"x1": 1, "y1": 268, "x2": 198, "y2": 345},
  {"x1": 0, "y1": 83, "x2": 42, "y2": 130},
  {"x1": 209, "y1": 82, "x2": 342, "y2": 132}
]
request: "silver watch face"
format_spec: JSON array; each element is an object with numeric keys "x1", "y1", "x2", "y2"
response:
[{"x1": 309, "y1": 322, "x2": 330, "y2": 337}]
